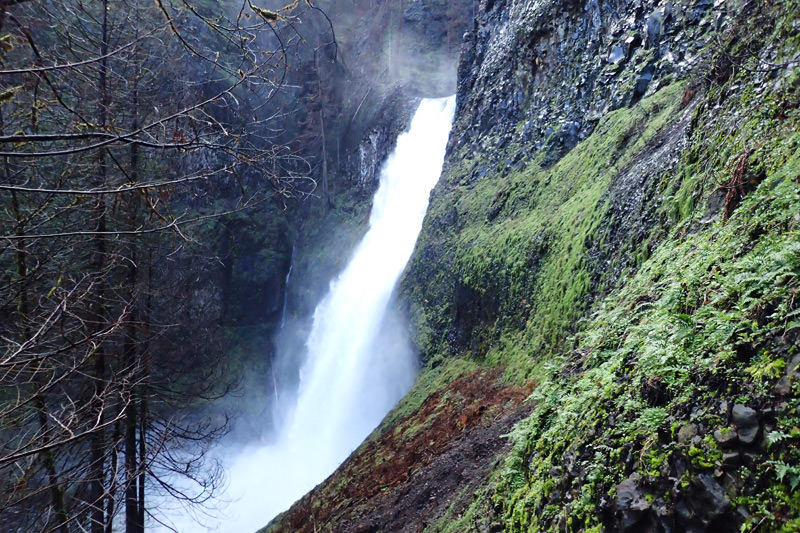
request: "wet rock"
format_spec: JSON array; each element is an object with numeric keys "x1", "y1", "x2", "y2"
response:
[
  {"x1": 742, "y1": 452, "x2": 757, "y2": 467},
  {"x1": 617, "y1": 473, "x2": 651, "y2": 530},
  {"x1": 722, "y1": 472, "x2": 745, "y2": 497},
  {"x1": 789, "y1": 354, "x2": 800, "y2": 374},
  {"x1": 625, "y1": 33, "x2": 643, "y2": 57},
  {"x1": 450, "y1": 0, "x2": 719, "y2": 167},
  {"x1": 676, "y1": 498, "x2": 694, "y2": 522},
  {"x1": 736, "y1": 506, "x2": 752, "y2": 523},
  {"x1": 690, "y1": 0, "x2": 713, "y2": 22},
  {"x1": 721, "y1": 452, "x2": 741, "y2": 469},
  {"x1": 673, "y1": 455, "x2": 689, "y2": 482},
  {"x1": 689, "y1": 473, "x2": 731, "y2": 525},
  {"x1": 634, "y1": 65, "x2": 656, "y2": 98},
  {"x1": 731, "y1": 404, "x2": 760, "y2": 445},
  {"x1": 774, "y1": 375, "x2": 792, "y2": 396},
  {"x1": 700, "y1": 187, "x2": 727, "y2": 223},
  {"x1": 677, "y1": 423, "x2": 698, "y2": 444},
  {"x1": 713, "y1": 427, "x2": 739, "y2": 448},
  {"x1": 646, "y1": 10, "x2": 665, "y2": 46},
  {"x1": 608, "y1": 45, "x2": 626, "y2": 65},
  {"x1": 617, "y1": 475, "x2": 650, "y2": 512}
]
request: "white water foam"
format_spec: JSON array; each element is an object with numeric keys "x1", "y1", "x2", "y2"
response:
[{"x1": 160, "y1": 95, "x2": 455, "y2": 532}]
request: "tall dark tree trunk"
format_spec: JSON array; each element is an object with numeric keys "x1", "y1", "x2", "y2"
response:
[
  {"x1": 89, "y1": 1, "x2": 110, "y2": 531},
  {"x1": 316, "y1": 51, "x2": 330, "y2": 211},
  {"x1": 125, "y1": 380, "x2": 142, "y2": 533},
  {"x1": 137, "y1": 252, "x2": 153, "y2": 531},
  {"x1": 123, "y1": 287, "x2": 144, "y2": 533},
  {"x1": 125, "y1": 81, "x2": 145, "y2": 533},
  {"x1": 106, "y1": 417, "x2": 121, "y2": 533},
  {"x1": 12, "y1": 177, "x2": 70, "y2": 533}
]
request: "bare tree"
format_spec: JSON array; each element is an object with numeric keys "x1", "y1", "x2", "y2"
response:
[{"x1": 0, "y1": 0, "x2": 320, "y2": 531}]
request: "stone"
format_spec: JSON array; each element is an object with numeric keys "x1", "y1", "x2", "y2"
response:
[
  {"x1": 690, "y1": 473, "x2": 731, "y2": 524},
  {"x1": 722, "y1": 452, "x2": 741, "y2": 468},
  {"x1": 788, "y1": 354, "x2": 800, "y2": 375},
  {"x1": 713, "y1": 427, "x2": 739, "y2": 448},
  {"x1": 617, "y1": 473, "x2": 651, "y2": 532},
  {"x1": 617, "y1": 473, "x2": 650, "y2": 512},
  {"x1": 677, "y1": 423, "x2": 698, "y2": 444},
  {"x1": 722, "y1": 472, "x2": 745, "y2": 496},
  {"x1": 676, "y1": 499, "x2": 694, "y2": 522},
  {"x1": 774, "y1": 376, "x2": 792, "y2": 396},
  {"x1": 737, "y1": 425, "x2": 760, "y2": 445},
  {"x1": 624, "y1": 33, "x2": 643, "y2": 57},
  {"x1": 646, "y1": 10, "x2": 665, "y2": 46},
  {"x1": 634, "y1": 65, "x2": 656, "y2": 97},
  {"x1": 736, "y1": 506, "x2": 752, "y2": 522},
  {"x1": 732, "y1": 404, "x2": 760, "y2": 445},
  {"x1": 608, "y1": 45, "x2": 626, "y2": 65}
]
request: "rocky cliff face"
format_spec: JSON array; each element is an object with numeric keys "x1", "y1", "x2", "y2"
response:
[
  {"x1": 284, "y1": 0, "x2": 472, "y2": 317},
  {"x1": 264, "y1": 0, "x2": 800, "y2": 531},
  {"x1": 453, "y1": 0, "x2": 717, "y2": 160},
  {"x1": 406, "y1": 0, "x2": 741, "y2": 360}
]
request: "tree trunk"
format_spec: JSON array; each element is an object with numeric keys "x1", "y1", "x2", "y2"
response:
[
  {"x1": 137, "y1": 252, "x2": 154, "y2": 531},
  {"x1": 89, "y1": 1, "x2": 110, "y2": 531},
  {"x1": 125, "y1": 80, "x2": 145, "y2": 533},
  {"x1": 316, "y1": 51, "x2": 330, "y2": 211}
]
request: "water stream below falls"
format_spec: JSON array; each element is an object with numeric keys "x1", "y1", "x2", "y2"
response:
[{"x1": 172, "y1": 95, "x2": 456, "y2": 532}]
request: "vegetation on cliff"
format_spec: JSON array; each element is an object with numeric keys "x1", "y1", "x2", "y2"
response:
[{"x1": 419, "y1": 1, "x2": 800, "y2": 530}]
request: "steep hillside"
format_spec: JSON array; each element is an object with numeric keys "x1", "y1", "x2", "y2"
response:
[{"x1": 264, "y1": 0, "x2": 800, "y2": 531}]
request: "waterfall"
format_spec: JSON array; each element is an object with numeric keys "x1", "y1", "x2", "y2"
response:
[
  {"x1": 278, "y1": 243, "x2": 294, "y2": 330},
  {"x1": 160, "y1": 95, "x2": 455, "y2": 532},
  {"x1": 283, "y1": 95, "x2": 456, "y2": 471}
]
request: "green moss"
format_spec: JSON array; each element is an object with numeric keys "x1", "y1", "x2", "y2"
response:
[
  {"x1": 410, "y1": 82, "x2": 687, "y2": 384},
  {"x1": 402, "y1": 5, "x2": 800, "y2": 530},
  {"x1": 489, "y1": 78, "x2": 800, "y2": 533}
]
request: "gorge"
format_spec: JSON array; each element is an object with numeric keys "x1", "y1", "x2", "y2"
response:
[{"x1": 1, "y1": 0, "x2": 800, "y2": 532}]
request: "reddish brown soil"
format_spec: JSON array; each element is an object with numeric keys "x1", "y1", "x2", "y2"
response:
[{"x1": 266, "y1": 369, "x2": 532, "y2": 533}]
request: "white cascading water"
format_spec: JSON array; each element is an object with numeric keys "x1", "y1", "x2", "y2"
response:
[
  {"x1": 163, "y1": 95, "x2": 456, "y2": 533},
  {"x1": 283, "y1": 94, "x2": 456, "y2": 468}
]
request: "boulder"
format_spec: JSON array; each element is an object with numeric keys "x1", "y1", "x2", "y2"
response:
[
  {"x1": 689, "y1": 473, "x2": 732, "y2": 525},
  {"x1": 677, "y1": 423, "x2": 698, "y2": 444}
]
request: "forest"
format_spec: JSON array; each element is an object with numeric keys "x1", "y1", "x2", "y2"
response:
[{"x1": 0, "y1": 0, "x2": 328, "y2": 530}]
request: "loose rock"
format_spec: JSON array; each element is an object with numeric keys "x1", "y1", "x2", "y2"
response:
[
  {"x1": 731, "y1": 404, "x2": 760, "y2": 445},
  {"x1": 678, "y1": 423, "x2": 698, "y2": 444},
  {"x1": 713, "y1": 427, "x2": 739, "y2": 448}
]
